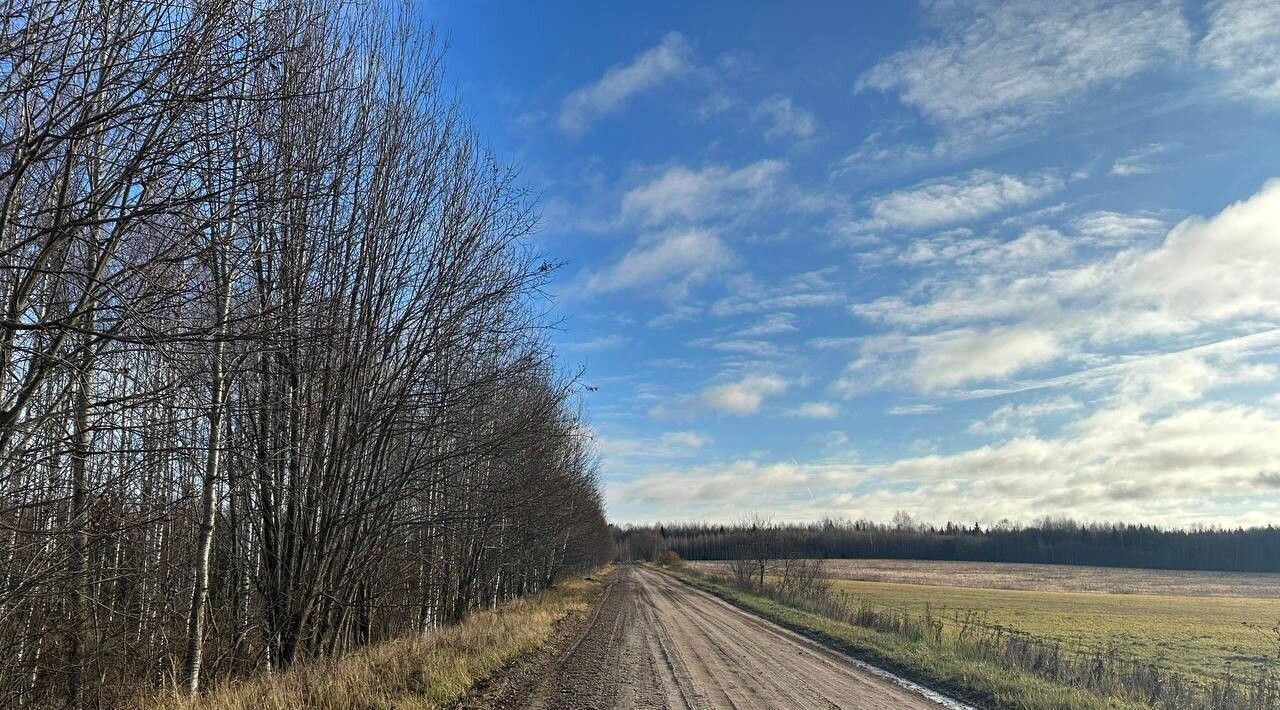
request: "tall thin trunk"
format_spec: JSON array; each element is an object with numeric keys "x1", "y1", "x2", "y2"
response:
[
  {"x1": 183, "y1": 256, "x2": 232, "y2": 695},
  {"x1": 66, "y1": 330, "x2": 93, "y2": 710}
]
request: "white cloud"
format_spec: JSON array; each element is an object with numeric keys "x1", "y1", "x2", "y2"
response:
[
  {"x1": 849, "y1": 180, "x2": 1280, "y2": 389},
  {"x1": 560, "y1": 32, "x2": 693, "y2": 134},
  {"x1": 612, "y1": 356, "x2": 1280, "y2": 526},
  {"x1": 841, "y1": 326, "x2": 1063, "y2": 392},
  {"x1": 889, "y1": 404, "x2": 941, "y2": 416},
  {"x1": 856, "y1": 1, "x2": 1189, "y2": 149},
  {"x1": 969, "y1": 396, "x2": 1083, "y2": 436},
  {"x1": 856, "y1": 169, "x2": 1064, "y2": 233},
  {"x1": 621, "y1": 160, "x2": 786, "y2": 226},
  {"x1": 595, "y1": 429, "x2": 713, "y2": 473},
  {"x1": 735, "y1": 313, "x2": 798, "y2": 337},
  {"x1": 698, "y1": 374, "x2": 790, "y2": 415},
  {"x1": 712, "y1": 269, "x2": 845, "y2": 316},
  {"x1": 900, "y1": 226, "x2": 1072, "y2": 272},
  {"x1": 1071, "y1": 211, "x2": 1167, "y2": 245},
  {"x1": 583, "y1": 228, "x2": 733, "y2": 298},
  {"x1": 1110, "y1": 142, "x2": 1173, "y2": 176},
  {"x1": 752, "y1": 95, "x2": 817, "y2": 141},
  {"x1": 784, "y1": 401, "x2": 840, "y2": 419},
  {"x1": 694, "y1": 338, "x2": 783, "y2": 358},
  {"x1": 646, "y1": 304, "x2": 701, "y2": 329},
  {"x1": 612, "y1": 459, "x2": 821, "y2": 506},
  {"x1": 660, "y1": 431, "x2": 712, "y2": 449},
  {"x1": 1198, "y1": 0, "x2": 1280, "y2": 103},
  {"x1": 565, "y1": 334, "x2": 629, "y2": 352}
]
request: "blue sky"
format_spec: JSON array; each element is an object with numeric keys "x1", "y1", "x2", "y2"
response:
[{"x1": 433, "y1": 0, "x2": 1280, "y2": 526}]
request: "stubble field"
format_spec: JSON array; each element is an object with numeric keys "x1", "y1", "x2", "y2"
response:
[{"x1": 687, "y1": 559, "x2": 1280, "y2": 683}]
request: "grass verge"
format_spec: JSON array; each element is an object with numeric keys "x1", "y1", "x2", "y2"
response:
[
  {"x1": 665, "y1": 566, "x2": 1143, "y2": 710},
  {"x1": 142, "y1": 573, "x2": 603, "y2": 710}
]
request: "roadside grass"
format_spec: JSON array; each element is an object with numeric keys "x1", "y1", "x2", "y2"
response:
[
  {"x1": 142, "y1": 573, "x2": 603, "y2": 710},
  {"x1": 666, "y1": 566, "x2": 1276, "y2": 710}
]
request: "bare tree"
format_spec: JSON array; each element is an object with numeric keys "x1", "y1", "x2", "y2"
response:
[{"x1": 0, "y1": 1, "x2": 613, "y2": 706}]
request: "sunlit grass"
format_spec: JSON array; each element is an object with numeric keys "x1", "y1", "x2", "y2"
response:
[{"x1": 142, "y1": 573, "x2": 601, "y2": 710}]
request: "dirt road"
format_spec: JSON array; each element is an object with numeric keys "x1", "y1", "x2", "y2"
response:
[{"x1": 475, "y1": 565, "x2": 962, "y2": 709}]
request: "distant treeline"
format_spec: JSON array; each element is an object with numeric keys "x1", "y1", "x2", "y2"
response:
[{"x1": 637, "y1": 518, "x2": 1280, "y2": 573}]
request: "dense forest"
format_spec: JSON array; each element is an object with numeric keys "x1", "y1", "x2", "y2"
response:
[
  {"x1": 0, "y1": 1, "x2": 612, "y2": 707},
  {"x1": 637, "y1": 517, "x2": 1280, "y2": 573}
]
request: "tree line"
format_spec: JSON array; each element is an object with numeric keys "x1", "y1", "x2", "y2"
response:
[
  {"x1": 0, "y1": 1, "x2": 612, "y2": 707},
  {"x1": 640, "y1": 516, "x2": 1280, "y2": 573}
]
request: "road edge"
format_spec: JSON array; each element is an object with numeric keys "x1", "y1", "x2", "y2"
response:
[
  {"x1": 656, "y1": 565, "x2": 996, "y2": 710},
  {"x1": 450, "y1": 567, "x2": 614, "y2": 709}
]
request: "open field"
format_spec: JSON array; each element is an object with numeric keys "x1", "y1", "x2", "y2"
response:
[
  {"x1": 817, "y1": 559, "x2": 1280, "y2": 597},
  {"x1": 688, "y1": 558, "x2": 1280, "y2": 597},
  {"x1": 688, "y1": 559, "x2": 1280, "y2": 684},
  {"x1": 142, "y1": 573, "x2": 603, "y2": 710}
]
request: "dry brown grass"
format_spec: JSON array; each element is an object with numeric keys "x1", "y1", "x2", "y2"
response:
[{"x1": 141, "y1": 574, "x2": 602, "y2": 710}]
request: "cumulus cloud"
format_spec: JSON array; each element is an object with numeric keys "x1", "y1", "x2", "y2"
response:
[
  {"x1": 855, "y1": 0, "x2": 1189, "y2": 149},
  {"x1": 583, "y1": 228, "x2": 734, "y2": 298},
  {"x1": 1198, "y1": 0, "x2": 1280, "y2": 102},
  {"x1": 855, "y1": 169, "x2": 1064, "y2": 234},
  {"x1": 752, "y1": 95, "x2": 817, "y2": 141},
  {"x1": 697, "y1": 374, "x2": 790, "y2": 415},
  {"x1": 559, "y1": 32, "x2": 693, "y2": 134},
  {"x1": 612, "y1": 355, "x2": 1280, "y2": 526}
]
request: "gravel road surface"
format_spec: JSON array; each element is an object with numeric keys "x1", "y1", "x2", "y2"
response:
[{"x1": 473, "y1": 564, "x2": 957, "y2": 709}]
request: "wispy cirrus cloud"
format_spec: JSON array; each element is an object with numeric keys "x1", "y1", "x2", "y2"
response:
[
  {"x1": 711, "y1": 269, "x2": 845, "y2": 316},
  {"x1": 564, "y1": 334, "x2": 631, "y2": 352},
  {"x1": 559, "y1": 32, "x2": 694, "y2": 135},
  {"x1": 968, "y1": 395, "x2": 1082, "y2": 435},
  {"x1": 855, "y1": 0, "x2": 1190, "y2": 151},
  {"x1": 1198, "y1": 0, "x2": 1280, "y2": 103},
  {"x1": 1110, "y1": 142, "x2": 1174, "y2": 176}
]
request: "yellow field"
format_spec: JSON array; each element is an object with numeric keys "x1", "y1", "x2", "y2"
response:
[
  {"x1": 687, "y1": 559, "x2": 1280, "y2": 684},
  {"x1": 830, "y1": 577, "x2": 1280, "y2": 683}
]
